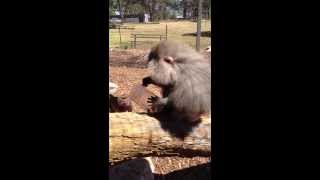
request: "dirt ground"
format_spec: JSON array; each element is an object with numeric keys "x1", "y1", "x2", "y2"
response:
[{"x1": 109, "y1": 48, "x2": 211, "y2": 175}]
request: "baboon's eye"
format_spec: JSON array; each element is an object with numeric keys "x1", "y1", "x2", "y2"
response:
[{"x1": 164, "y1": 56, "x2": 174, "y2": 64}]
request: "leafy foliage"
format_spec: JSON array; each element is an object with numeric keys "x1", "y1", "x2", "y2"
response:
[{"x1": 109, "y1": 0, "x2": 211, "y2": 21}]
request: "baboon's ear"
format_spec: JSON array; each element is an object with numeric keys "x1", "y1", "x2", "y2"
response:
[
  {"x1": 143, "y1": 50, "x2": 151, "y2": 61},
  {"x1": 164, "y1": 56, "x2": 174, "y2": 64}
]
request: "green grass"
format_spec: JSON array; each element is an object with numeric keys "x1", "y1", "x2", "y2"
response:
[{"x1": 109, "y1": 20, "x2": 211, "y2": 50}]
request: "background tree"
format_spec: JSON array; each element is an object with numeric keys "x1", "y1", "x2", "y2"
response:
[
  {"x1": 109, "y1": 0, "x2": 118, "y2": 17},
  {"x1": 110, "y1": 0, "x2": 210, "y2": 21}
]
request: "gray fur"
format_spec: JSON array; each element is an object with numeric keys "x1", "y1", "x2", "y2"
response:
[{"x1": 144, "y1": 40, "x2": 211, "y2": 123}]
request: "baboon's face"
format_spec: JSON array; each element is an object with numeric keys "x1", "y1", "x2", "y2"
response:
[
  {"x1": 145, "y1": 40, "x2": 194, "y2": 86},
  {"x1": 117, "y1": 97, "x2": 131, "y2": 107},
  {"x1": 147, "y1": 51, "x2": 178, "y2": 86}
]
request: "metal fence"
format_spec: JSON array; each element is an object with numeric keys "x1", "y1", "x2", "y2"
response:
[{"x1": 109, "y1": 20, "x2": 211, "y2": 50}]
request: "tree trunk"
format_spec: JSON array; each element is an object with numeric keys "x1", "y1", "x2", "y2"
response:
[
  {"x1": 196, "y1": 0, "x2": 203, "y2": 51},
  {"x1": 183, "y1": 0, "x2": 187, "y2": 18},
  {"x1": 161, "y1": 4, "x2": 166, "y2": 20},
  {"x1": 109, "y1": 112, "x2": 211, "y2": 164},
  {"x1": 151, "y1": 0, "x2": 157, "y2": 21},
  {"x1": 117, "y1": 0, "x2": 124, "y2": 23}
]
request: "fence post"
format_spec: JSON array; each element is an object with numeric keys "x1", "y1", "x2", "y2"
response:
[
  {"x1": 134, "y1": 35, "x2": 136, "y2": 48},
  {"x1": 196, "y1": 0, "x2": 202, "y2": 51},
  {"x1": 118, "y1": 26, "x2": 122, "y2": 47},
  {"x1": 165, "y1": 24, "x2": 168, "y2": 40}
]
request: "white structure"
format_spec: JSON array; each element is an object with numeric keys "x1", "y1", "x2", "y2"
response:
[
  {"x1": 109, "y1": 82, "x2": 118, "y2": 95},
  {"x1": 144, "y1": 13, "x2": 149, "y2": 23}
]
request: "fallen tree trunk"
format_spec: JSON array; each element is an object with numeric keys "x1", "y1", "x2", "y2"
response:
[{"x1": 109, "y1": 112, "x2": 211, "y2": 164}]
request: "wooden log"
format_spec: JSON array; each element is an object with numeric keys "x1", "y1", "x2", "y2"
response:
[{"x1": 109, "y1": 112, "x2": 211, "y2": 164}]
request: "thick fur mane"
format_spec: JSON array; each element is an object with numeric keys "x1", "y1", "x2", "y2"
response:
[{"x1": 169, "y1": 61, "x2": 211, "y2": 113}]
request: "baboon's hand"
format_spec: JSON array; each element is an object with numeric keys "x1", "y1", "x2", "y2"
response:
[
  {"x1": 147, "y1": 96, "x2": 159, "y2": 104},
  {"x1": 147, "y1": 96, "x2": 158, "y2": 113},
  {"x1": 142, "y1": 77, "x2": 153, "y2": 87},
  {"x1": 147, "y1": 96, "x2": 167, "y2": 113}
]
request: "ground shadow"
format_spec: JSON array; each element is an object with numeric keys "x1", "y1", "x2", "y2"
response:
[
  {"x1": 154, "y1": 162, "x2": 211, "y2": 180},
  {"x1": 182, "y1": 31, "x2": 211, "y2": 37},
  {"x1": 109, "y1": 158, "x2": 154, "y2": 180},
  {"x1": 147, "y1": 112, "x2": 202, "y2": 140},
  {"x1": 110, "y1": 159, "x2": 212, "y2": 180}
]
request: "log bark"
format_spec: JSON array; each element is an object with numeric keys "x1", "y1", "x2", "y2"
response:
[{"x1": 109, "y1": 112, "x2": 211, "y2": 164}]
